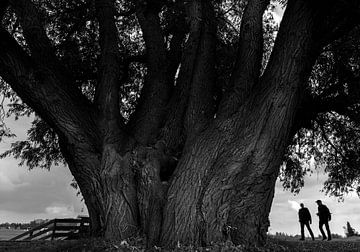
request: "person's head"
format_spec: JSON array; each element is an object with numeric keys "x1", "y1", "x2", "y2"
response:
[
  {"x1": 316, "y1": 200, "x2": 322, "y2": 205},
  {"x1": 300, "y1": 203, "x2": 304, "y2": 208}
]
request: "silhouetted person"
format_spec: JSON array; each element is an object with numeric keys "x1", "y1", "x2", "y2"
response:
[
  {"x1": 298, "y1": 203, "x2": 315, "y2": 240},
  {"x1": 316, "y1": 200, "x2": 332, "y2": 241}
]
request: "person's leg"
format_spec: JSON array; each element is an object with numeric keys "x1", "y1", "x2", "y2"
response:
[
  {"x1": 305, "y1": 222, "x2": 315, "y2": 240},
  {"x1": 300, "y1": 222, "x2": 305, "y2": 240},
  {"x1": 319, "y1": 221, "x2": 327, "y2": 240},
  {"x1": 325, "y1": 221, "x2": 331, "y2": 240}
]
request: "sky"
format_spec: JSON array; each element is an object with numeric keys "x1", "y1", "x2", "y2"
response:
[
  {"x1": 0, "y1": 114, "x2": 86, "y2": 224},
  {"x1": 270, "y1": 173, "x2": 360, "y2": 237}
]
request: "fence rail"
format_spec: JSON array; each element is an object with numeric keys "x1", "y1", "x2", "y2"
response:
[{"x1": 10, "y1": 217, "x2": 90, "y2": 241}]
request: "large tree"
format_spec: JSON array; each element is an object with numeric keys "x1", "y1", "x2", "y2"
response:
[{"x1": 0, "y1": 0, "x2": 359, "y2": 248}]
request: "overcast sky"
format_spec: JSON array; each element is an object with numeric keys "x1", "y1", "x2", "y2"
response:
[
  {"x1": 270, "y1": 173, "x2": 360, "y2": 237},
  {"x1": 0, "y1": 114, "x2": 86, "y2": 224}
]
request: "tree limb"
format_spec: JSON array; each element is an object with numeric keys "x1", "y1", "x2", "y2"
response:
[
  {"x1": 159, "y1": 0, "x2": 216, "y2": 152},
  {"x1": 127, "y1": 2, "x2": 170, "y2": 145},
  {"x1": 9, "y1": 0, "x2": 69, "y2": 82},
  {"x1": 218, "y1": 0, "x2": 270, "y2": 118},
  {"x1": 94, "y1": 0, "x2": 129, "y2": 144},
  {"x1": 0, "y1": 28, "x2": 99, "y2": 147},
  {"x1": 183, "y1": 0, "x2": 217, "y2": 143},
  {"x1": 9, "y1": 0, "x2": 91, "y2": 108},
  {"x1": 166, "y1": 5, "x2": 187, "y2": 85}
]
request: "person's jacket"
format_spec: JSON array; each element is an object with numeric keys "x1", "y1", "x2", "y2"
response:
[
  {"x1": 318, "y1": 205, "x2": 331, "y2": 222},
  {"x1": 298, "y1": 207, "x2": 312, "y2": 223}
]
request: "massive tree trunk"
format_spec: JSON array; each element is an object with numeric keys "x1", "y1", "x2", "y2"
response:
[{"x1": 0, "y1": 0, "x2": 359, "y2": 248}]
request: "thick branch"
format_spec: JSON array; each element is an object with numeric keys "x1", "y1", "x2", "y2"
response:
[
  {"x1": 159, "y1": 0, "x2": 216, "y2": 153},
  {"x1": 0, "y1": 28, "x2": 99, "y2": 148},
  {"x1": 94, "y1": 0, "x2": 128, "y2": 145},
  {"x1": 263, "y1": 0, "x2": 360, "y2": 137},
  {"x1": 184, "y1": 0, "x2": 217, "y2": 143},
  {"x1": 9, "y1": 1, "x2": 69, "y2": 82},
  {"x1": 127, "y1": 3, "x2": 170, "y2": 145},
  {"x1": 166, "y1": 13, "x2": 187, "y2": 86},
  {"x1": 9, "y1": 0, "x2": 91, "y2": 109},
  {"x1": 218, "y1": 0, "x2": 269, "y2": 118}
]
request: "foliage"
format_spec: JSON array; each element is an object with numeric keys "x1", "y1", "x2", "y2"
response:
[{"x1": 0, "y1": 118, "x2": 64, "y2": 169}]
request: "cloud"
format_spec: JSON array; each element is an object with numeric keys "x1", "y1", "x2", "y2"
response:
[
  {"x1": 45, "y1": 205, "x2": 76, "y2": 217},
  {"x1": 0, "y1": 111, "x2": 87, "y2": 224},
  {"x1": 0, "y1": 171, "x2": 16, "y2": 191},
  {"x1": 288, "y1": 200, "x2": 300, "y2": 212},
  {"x1": 0, "y1": 169, "x2": 29, "y2": 192}
]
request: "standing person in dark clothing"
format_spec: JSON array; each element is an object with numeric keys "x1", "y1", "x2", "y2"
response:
[
  {"x1": 316, "y1": 200, "x2": 332, "y2": 241},
  {"x1": 298, "y1": 203, "x2": 315, "y2": 241}
]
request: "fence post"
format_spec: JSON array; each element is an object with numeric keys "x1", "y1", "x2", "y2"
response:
[{"x1": 52, "y1": 219, "x2": 57, "y2": 240}]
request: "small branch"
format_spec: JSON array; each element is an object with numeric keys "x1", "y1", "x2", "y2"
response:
[
  {"x1": 316, "y1": 118, "x2": 347, "y2": 162},
  {"x1": 217, "y1": 15, "x2": 240, "y2": 34}
]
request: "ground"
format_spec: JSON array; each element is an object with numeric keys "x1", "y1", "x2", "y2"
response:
[
  {"x1": 270, "y1": 236, "x2": 360, "y2": 252},
  {"x1": 0, "y1": 237, "x2": 360, "y2": 251}
]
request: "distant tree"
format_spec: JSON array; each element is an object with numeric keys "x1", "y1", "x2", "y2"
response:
[
  {"x1": 344, "y1": 221, "x2": 358, "y2": 237},
  {"x1": 0, "y1": 0, "x2": 360, "y2": 248},
  {"x1": 330, "y1": 233, "x2": 343, "y2": 239}
]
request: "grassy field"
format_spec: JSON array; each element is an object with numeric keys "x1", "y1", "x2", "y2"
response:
[
  {"x1": 0, "y1": 236, "x2": 360, "y2": 251},
  {"x1": 0, "y1": 229, "x2": 25, "y2": 240},
  {"x1": 269, "y1": 236, "x2": 360, "y2": 251}
]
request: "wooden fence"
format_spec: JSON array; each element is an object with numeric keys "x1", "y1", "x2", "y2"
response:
[{"x1": 10, "y1": 217, "x2": 90, "y2": 241}]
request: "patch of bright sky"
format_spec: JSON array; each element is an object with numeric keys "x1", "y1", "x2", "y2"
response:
[
  {"x1": 272, "y1": 2, "x2": 285, "y2": 24},
  {"x1": 0, "y1": 111, "x2": 86, "y2": 224},
  {"x1": 270, "y1": 171, "x2": 360, "y2": 237}
]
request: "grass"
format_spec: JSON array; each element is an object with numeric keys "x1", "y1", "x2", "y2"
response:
[
  {"x1": 268, "y1": 236, "x2": 360, "y2": 252},
  {"x1": 0, "y1": 229, "x2": 25, "y2": 241},
  {"x1": 0, "y1": 236, "x2": 360, "y2": 251}
]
